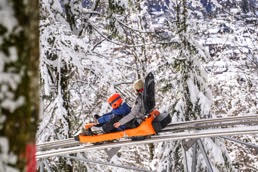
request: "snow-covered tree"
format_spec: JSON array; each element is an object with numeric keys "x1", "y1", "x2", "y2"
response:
[
  {"x1": 38, "y1": 0, "x2": 257, "y2": 171},
  {"x1": 150, "y1": 1, "x2": 235, "y2": 171}
]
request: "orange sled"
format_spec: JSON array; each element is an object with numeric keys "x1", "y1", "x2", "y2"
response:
[{"x1": 79, "y1": 110, "x2": 160, "y2": 143}]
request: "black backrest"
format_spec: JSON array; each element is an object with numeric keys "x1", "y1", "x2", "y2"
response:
[{"x1": 143, "y1": 72, "x2": 155, "y2": 114}]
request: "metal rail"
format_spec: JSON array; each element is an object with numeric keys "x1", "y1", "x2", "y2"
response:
[
  {"x1": 36, "y1": 126, "x2": 258, "y2": 159},
  {"x1": 163, "y1": 120, "x2": 258, "y2": 132},
  {"x1": 37, "y1": 138, "x2": 78, "y2": 151},
  {"x1": 37, "y1": 114, "x2": 258, "y2": 151},
  {"x1": 37, "y1": 138, "x2": 75, "y2": 146},
  {"x1": 165, "y1": 114, "x2": 258, "y2": 130}
]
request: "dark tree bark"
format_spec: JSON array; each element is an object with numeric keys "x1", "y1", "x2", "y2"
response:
[{"x1": 0, "y1": 0, "x2": 39, "y2": 170}]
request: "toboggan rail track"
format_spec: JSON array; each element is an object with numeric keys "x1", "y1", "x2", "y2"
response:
[{"x1": 36, "y1": 114, "x2": 258, "y2": 159}]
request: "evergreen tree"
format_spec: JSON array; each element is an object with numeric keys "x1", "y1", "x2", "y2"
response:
[
  {"x1": 38, "y1": 0, "x2": 257, "y2": 171},
  {"x1": 152, "y1": 0, "x2": 235, "y2": 171}
]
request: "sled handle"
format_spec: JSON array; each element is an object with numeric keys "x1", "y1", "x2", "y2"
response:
[{"x1": 84, "y1": 123, "x2": 96, "y2": 129}]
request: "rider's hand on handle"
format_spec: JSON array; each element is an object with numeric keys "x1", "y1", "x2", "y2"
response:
[{"x1": 113, "y1": 122, "x2": 121, "y2": 128}]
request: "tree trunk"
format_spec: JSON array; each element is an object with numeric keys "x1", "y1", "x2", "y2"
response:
[{"x1": 0, "y1": 0, "x2": 39, "y2": 170}]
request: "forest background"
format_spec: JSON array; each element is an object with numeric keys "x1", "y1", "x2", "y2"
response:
[{"x1": 0, "y1": 0, "x2": 257, "y2": 171}]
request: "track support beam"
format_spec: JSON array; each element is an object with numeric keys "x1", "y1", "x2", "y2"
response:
[{"x1": 197, "y1": 139, "x2": 214, "y2": 172}]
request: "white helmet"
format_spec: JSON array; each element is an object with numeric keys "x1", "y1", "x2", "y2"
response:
[{"x1": 133, "y1": 79, "x2": 144, "y2": 91}]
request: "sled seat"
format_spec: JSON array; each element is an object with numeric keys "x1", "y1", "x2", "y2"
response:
[{"x1": 79, "y1": 110, "x2": 160, "y2": 143}]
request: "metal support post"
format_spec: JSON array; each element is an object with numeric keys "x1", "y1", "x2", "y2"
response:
[
  {"x1": 182, "y1": 138, "x2": 198, "y2": 151},
  {"x1": 43, "y1": 160, "x2": 52, "y2": 172},
  {"x1": 220, "y1": 136, "x2": 258, "y2": 153},
  {"x1": 105, "y1": 147, "x2": 121, "y2": 161},
  {"x1": 182, "y1": 141, "x2": 189, "y2": 172},
  {"x1": 191, "y1": 143, "x2": 197, "y2": 172},
  {"x1": 197, "y1": 139, "x2": 214, "y2": 172},
  {"x1": 39, "y1": 161, "x2": 44, "y2": 172}
]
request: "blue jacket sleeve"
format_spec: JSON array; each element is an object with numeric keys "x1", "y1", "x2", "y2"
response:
[
  {"x1": 97, "y1": 112, "x2": 114, "y2": 124},
  {"x1": 97, "y1": 103, "x2": 131, "y2": 124},
  {"x1": 112, "y1": 103, "x2": 131, "y2": 116}
]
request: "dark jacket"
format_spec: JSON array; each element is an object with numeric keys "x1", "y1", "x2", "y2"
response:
[{"x1": 97, "y1": 102, "x2": 131, "y2": 124}]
